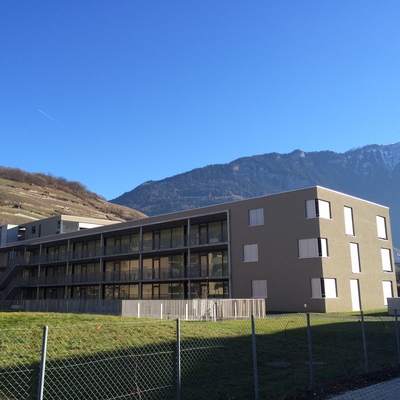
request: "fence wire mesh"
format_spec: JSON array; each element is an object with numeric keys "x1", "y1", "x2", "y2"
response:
[
  {"x1": 0, "y1": 327, "x2": 43, "y2": 400},
  {"x1": 180, "y1": 319, "x2": 253, "y2": 399},
  {"x1": 308, "y1": 314, "x2": 400, "y2": 384},
  {"x1": 1, "y1": 313, "x2": 400, "y2": 400},
  {"x1": 43, "y1": 320, "x2": 177, "y2": 400},
  {"x1": 253, "y1": 314, "x2": 310, "y2": 399},
  {"x1": 362, "y1": 315, "x2": 399, "y2": 371}
]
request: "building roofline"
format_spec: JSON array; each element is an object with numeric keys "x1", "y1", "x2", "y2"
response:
[
  {"x1": 313, "y1": 185, "x2": 389, "y2": 209},
  {"x1": 0, "y1": 185, "x2": 389, "y2": 249}
]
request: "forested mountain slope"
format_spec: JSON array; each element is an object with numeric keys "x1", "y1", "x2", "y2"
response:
[{"x1": 111, "y1": 143, "x2": 400, "y2": 247}]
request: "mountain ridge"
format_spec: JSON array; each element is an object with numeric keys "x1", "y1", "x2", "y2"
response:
[{"x1": 111, "y1": 142, "x2": 400, "y2": 247}]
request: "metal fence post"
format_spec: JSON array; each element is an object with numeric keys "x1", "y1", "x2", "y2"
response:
[
  {"x1": 360, "y1": 311, "x2": 369, "y2": 373},
  {"x1": 251, "y1": 314, "x2": 259, "y2": 400},
  {"x1": 306, "y1": 312, "x2": 314, "y2": 387},
  {"x1": 176, "y1": 318, "x2": 181, "y2": 400},
  {"x1": 395, "y1": 309, "x2": 400, "y2": 366},
  {"x1": 37, "y1": 326, "x2": 48, "y2": 400}
]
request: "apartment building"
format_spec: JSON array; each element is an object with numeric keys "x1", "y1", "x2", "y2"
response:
[
  {"x1": 0, "y1": 215, "x2": 119, "y2": 248},
  {"x1": 0, "y1": 186, "x2": 396, "y2": 312}
]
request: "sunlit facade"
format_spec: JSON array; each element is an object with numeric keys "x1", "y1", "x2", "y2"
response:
[{"x1": 0, "y1": 186, "x2": 396, "y2": 312}]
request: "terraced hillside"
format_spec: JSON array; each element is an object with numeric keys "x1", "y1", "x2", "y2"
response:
[{"x1": 0, "y1": 168, "x2": 146, "y2": 226}]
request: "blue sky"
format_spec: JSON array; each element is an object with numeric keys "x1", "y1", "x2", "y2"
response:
[{"x1": 1, "y1": 1, "x2": 400, "y2": 200}]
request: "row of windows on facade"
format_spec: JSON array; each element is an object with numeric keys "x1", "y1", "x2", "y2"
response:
[
  {"x1": 25, "y1": 220, "x2": 228, "y2": 258},
  {"x1": 26, "y1": 220, "x2": 227, "y2": 238},
  {"x1": 250, "y1": 278, "x2": 338, "y2": 299},
  {"x1": 249, "y1": 199, "x2": 389, "y2": 241},
  {"x1": 251, "y1": 278, "x2": 394, "y2": 306},
  {"x1": 23, "y1": 250, "x2": 228, "y2": 279},
  {"x1": 243, "y1": 241, "x2": 393, "y2": 272},
  {"x1": 22, "y1": 280, "x2": 229, "y2": 300},
  {"x1": 17, "y1": 199, "x2": 387, "y2": 257}
]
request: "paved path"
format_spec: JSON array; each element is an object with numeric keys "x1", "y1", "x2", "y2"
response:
[{"x1": 327, "y1": 377, "x2": 400, "y2": 399}]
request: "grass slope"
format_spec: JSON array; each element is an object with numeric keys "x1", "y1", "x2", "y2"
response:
[
  {"x1": 0, "y1": 311, "x2": 399, "y2": 400},
  {"x1": 0, "y1": 174, "x2": 146, "y2": 226}
]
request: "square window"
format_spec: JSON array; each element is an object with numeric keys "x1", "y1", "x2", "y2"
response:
[
  {"x1": 252, "y1": 280, "x2": 267, "y2": 298},
  {"x1": 243, "y1": 244, "x2": 258, "y2": 262},
  {"x1": 306, "y1": 199, "x2": 331, "y2": 219},
  {"x1": 249, "y1": 208, "x2": 264, "y2": 226},
  {"x1": 298, "y1": 238, "x2": 328, "y2": 258},
  {"x1": 311, "y1": 278, "x2": 337, "y2": 298}
]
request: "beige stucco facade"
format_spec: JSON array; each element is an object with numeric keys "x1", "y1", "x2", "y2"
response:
[
  {"x1": 0, "y1": 186, "x2": 396, "y2": 313},
  {"x1": 223, "y1": 186, "x2": 396, "y2": 312}
]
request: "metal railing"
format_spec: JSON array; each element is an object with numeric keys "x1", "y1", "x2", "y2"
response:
[
  {"x1": 4, "y1": 234, "x2": 229, "y2": 268},
  {"x1": 0, "y1": 299, "x2": 266, "y2": 319},
  {"x1": 3, "y1": 264, "x2": 229, "y2": 290},
  {"x1": 0, "y1": 236, "x2": 230, "y2": 297}
]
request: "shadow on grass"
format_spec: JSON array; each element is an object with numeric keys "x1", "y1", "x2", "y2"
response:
[
  {"x1": 0, "y1": 315, "x2": 399, "y2": 400},
  {"x1": 254, "y1": 314, "x2": 400, "y2": 399},
  {"x1": 0, "y1": 363, "x2": 41, "y2": 400}
]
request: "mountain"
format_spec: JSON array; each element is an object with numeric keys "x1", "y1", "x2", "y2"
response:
[
  {"x1": 111, "y1": 142, "x2": 400, "y2": 247},
  {"x1": 0, "y1": 167, "x2": 146, "y2": 226}
]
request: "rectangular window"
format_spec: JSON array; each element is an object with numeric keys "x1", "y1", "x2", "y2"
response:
[
  {"x1": 252, "y1": 280, "x2": 267, "y2": 298},
  {"x1": 249, "y1": 208, "x2": 264, "y2": 226},
  {"x1": 208, "y1": 221, "x2": 222, "y2": 243},
  {"x1": 171, "y1": 227, "x2": 183, "y2": 248},
  {"x1": 306, "y1": 199, "x2": 331, "y2": 219},
  {"x1": 350, "y1": 279, "x2": 361, "y2": 311},
  {"x1": 160, "y1": 229, "x2": 171, "y2": 249},
  {"x1": 209, "y1": 282, "x2": 226, "y2": 298},
  {"x1": 382, "y1": 281, "x2": 393, "y2": 306},
  {"x1": 130, "y1": 259, "x2": 139, "y2": 280},
  {"x1": 209, "y1": 250, "x2": 228, "y2": 277},
  {"x1": 381, "y1": 248, "x2": 392, "y2": 272},
  {"x1": 344, "y1": 206, "x2": 355, "y2": 236},
  {"x1": 298, "y1": 238, "x2": 328, "y2": 258},
  {"x1": 190, "y1": 220, "x2": 227, "y2": 245},
  {"x1": 142, "y1": 232, "x2": 153, "y2": 251},
  {"x1": 130, "y1": 233, "x2": 140, "y2": 252},
  {"x1": 160, "y1": 257, "x2": 170, "y2": 279},
  {"x1": 142, "y1": 258, "x2": 153, "y2": 279},
  {"x1": 350, "y1": 243, "x2": 361, "y2": 273},
  {"x1": 243, "y1": 244, "x2": 258, "y2": 262},
  {"x1": 170, "y1": 254, "x2": 184, "y2": 278},
  {"x1": 376, "y1": 216, "x2": 388, "y2": 240},
  {"x1": 311, "y1": 278, "x2": 337, "y2": 298}
]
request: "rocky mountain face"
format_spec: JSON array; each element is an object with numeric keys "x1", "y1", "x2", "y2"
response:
[
  {"x1": 111, "y1": 142, "x2": 400, "y2": 247},
  {"x1": 0, "y1": 167, "x2": 146, "y2": 226}
]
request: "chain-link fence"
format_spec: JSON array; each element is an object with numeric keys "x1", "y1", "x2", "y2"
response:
[
  {"x1": 254, "y1": 313, "x2": 400, "y2": 399},
  {"x1": 0, "y1": 326, "x2": 43, "y2": 399},
  {"x1": 43, "y1": 322, "x2": 176, "y2": 400},
  {"x1": 1, "y1": 313, "x2": 400, "y2": 400}
]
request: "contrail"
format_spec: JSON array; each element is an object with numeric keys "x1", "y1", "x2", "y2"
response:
[{"x1": 37, "y1": 109, "x2": 63, "y2": 126}]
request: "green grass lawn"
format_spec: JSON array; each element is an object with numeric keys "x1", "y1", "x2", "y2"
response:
[{"x1": 0, "y1": 311, "x2": 398, "y2": 400}]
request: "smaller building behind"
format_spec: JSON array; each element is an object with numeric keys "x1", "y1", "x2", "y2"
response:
[{"x1": 0, "y1": 215, "x2": 121, "y2": 248}]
